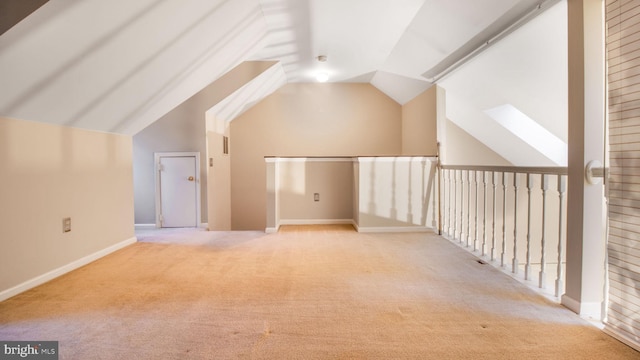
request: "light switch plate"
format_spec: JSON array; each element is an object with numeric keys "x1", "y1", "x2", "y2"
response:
[{"x1": 63, "y1": 217, "x2": 71, "y2": 233}]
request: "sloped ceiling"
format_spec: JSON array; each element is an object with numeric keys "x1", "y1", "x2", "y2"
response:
[
  {"x1": 251, "y1": 0, "x2": 554, "y2": 104},
  {"x1": 0, "y1": 0, "x2": 269, "y2": 135},
  {"x1": 0, "y1": 0, "x2": 558, "y2": 135}
]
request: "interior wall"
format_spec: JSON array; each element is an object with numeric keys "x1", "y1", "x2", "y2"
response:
[
  {"x1": 132, "y1": 61, "x2": 276, "y2": 226},
  {"x1": 356, "y1": 157, "x2": 437, "y2": 230},
  {"x1": 278, "y1": 159, "x2": 353, "y2": 223},
  {"x1": 230, "y1": 83, "x2": 402, "y2": 230},
  {"x1": 445, "y1": 120, "x2": 511, "y2": 166},
  {"x1": 0, "y1": 116, "x2": 134, "y2": 297},
  {"x1": 206, "y1": 126, "x2": 231, "y2": 230},
  {"x1": 133, "y1": 108, "x2": 207, "y2": 225},
  {"x1": 437, "y1": 1, "x2": 568, "y2": 166},
  {"x1": 402, "y1": 86, "x2": 438, "y2": 156}
]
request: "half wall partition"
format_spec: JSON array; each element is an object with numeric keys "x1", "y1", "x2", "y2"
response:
[{"x1": 265, "y1": 156, "x2": 439, "y2": 233}]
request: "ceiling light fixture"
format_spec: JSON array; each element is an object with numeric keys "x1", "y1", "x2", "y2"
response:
[{"x1": 315, "y1": 72, "x2": 329, "y2": 82}]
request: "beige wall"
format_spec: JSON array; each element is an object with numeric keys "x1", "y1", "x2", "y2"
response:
[
  {"x1": 0, "y1": 117, "x2": 134, "y2": 297},
  {"x1": 444, "y1": 120, "x2": 511, "y2": 166},
  {"x1": 278, "y1": 159, "x2": 353, "y2": 222},
  {"x1": 133, "y1": 61, "x2": 276, "y2": 225},
  {"x1": 402, "y1": 86, "x2": 438, "y2": 156},
  {"x1": 207, "y1": 127, "x2": 231, "y2": 230},
  {"x1": 231, "y1": 83, "x2": 402, "y2": 230}
]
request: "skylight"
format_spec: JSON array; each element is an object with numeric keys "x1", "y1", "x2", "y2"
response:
[{"x1": 484, "y1": 104, "x2": 567, "y2": 166}]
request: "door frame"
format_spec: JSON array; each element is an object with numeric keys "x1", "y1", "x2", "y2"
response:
[{"x1": 154, "y1": 152, "x2": 201, "y2": 228}]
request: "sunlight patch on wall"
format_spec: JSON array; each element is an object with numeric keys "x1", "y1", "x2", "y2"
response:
[
  {"x1": 207, "y1": 62, "x2": 286, "y2": 124},
  {"x1": 484, "y1": 104, "x2": 567, "y2": 166}
]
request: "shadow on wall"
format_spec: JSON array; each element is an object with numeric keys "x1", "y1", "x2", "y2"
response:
[
  {"x1": 267, "y1": 157, "x2": 438, "y2": 232},
  {"x1": 357, "y1": 157, "x2": 438, "y2": 230},
  {"x1": 2, "y1": 0, "x2": 169, "y2": 115},
  {"x1": 1, "y1": 0, "x2": 270, "y2": 135},
  {"x1": 277, "y1": 159, "x2": 354, "y2": 224}
]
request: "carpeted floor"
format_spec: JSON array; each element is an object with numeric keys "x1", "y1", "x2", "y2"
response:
[{"x1": 0, "y1": 225, "x2": 637, "y2": 359}]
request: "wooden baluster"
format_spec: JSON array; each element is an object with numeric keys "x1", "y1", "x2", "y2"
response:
[
  {"x1": 475, "y1": 171, "x2": 480, "y2": 252},
  {"x1": 453, "y1": 170, "x2": 458, "y2": 241},
  {"x1": 501, "y1": 172, "x2": 508, "y2": 268},
  {"x1": 512, "y1": 173, "x2": 520, "y2": 274},
  {"x1": 555, "y1": 175, "x2": 567, "y2": 297},
  {"x1": 482, "y1": 171, "x2": 488, "y2": 256},
  {"x1": 467, "y1": 170, "x2": 472, "y2": 248},
  {"x1": 525, "y1": 174, "x2": 534, "y2": 281},
  {"x1": 449, "y1": 169, "x2": 454, "y2": 237},
  {"x1": 443, "y1": 169, "x2": 449, "y2": 236},
  {"x1": 491, "y1": 172, "x2": 498, "y2": 262},
  {"x1": 432, "y1": 163, "x2": 438, "y2": 230},
  {"x1": 539, "y1": 174, "x2": 549, "y2": 288},
  {"x1": 460, "y1": 170, "x2": 465, "y2": 244}
]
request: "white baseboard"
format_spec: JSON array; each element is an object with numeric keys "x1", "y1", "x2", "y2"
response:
[
  {"x1": 134, "y1": 223, "x2": 156, "y2": 229},
  {"x1": 199, "y1": 222, "x2": 208, "y2": 229},
  {"x1": 561, "y1": 294, "x2": 602, "y2": 320},
  {"x1": 265, "y1": 227, "x2": 279, "y2": 234},
  {"x1": 0, "y1": 237, "x2": 137, "y2": 302},
  {"x1": 356, "y1": 226, "x2": 432, "y2": 233},
  {"x1": 279, "y1": 219, "x2": 354, "y2": 226}
]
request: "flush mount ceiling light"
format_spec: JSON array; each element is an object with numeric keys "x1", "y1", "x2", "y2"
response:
[
  {"x1": 315, "y1": 55, "x2": 328, "y2": 82},
  {"x1": 315, "y1": 72, "x2": 329, "y2": 82}
]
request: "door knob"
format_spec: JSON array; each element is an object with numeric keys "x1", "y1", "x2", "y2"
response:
[{"x1": 188, "y1": 176, "x2": 194, "y2": 181}]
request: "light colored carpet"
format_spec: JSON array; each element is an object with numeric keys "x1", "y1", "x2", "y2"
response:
[{"x1": 0, "y1": 225, "x2": 637, "y2": 359}]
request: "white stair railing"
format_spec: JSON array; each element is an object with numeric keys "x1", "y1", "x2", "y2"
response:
[{"x1": 439, "y1": 165, "x2": 568, "y2": 296}]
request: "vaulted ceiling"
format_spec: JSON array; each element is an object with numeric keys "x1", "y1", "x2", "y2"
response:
[{"x1": 0, "y1": 0, "x2": 556, "y2": 135}]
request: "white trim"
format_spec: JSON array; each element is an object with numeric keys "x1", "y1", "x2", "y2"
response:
[
  {"x1": 199, "y1": 222, "x2": 208, "y2": 229},
  {"x1": 561, "y1": 294, "x2": 581, "y2": 313},
  {"x1": 356, "y1": 226, "x2": 432, "y2": 233},
  {"x1": 135, "y1": 223, "x2": 156, "y2": 229},
  {"x1": 265, "y1": 227, "x2": 279, "y2": 233},
  {"x1": 265, "y1": 157, "x2": 355, "y2": 163},
  {"x1": 356, "y1": 156, "x2": 436, "y2": 163},
  {"x1": 561, "y1": 294, "x2": 602, "y2": 319},
  {"x1": 279, "y1": 219, "x2": 354, "y2": 226},
  {"x1": 0, "y1": 237, "x2": 137, "y2": 302},
  {"x1": 154, "y1": 152, "x2": 201, "y2": 228}
]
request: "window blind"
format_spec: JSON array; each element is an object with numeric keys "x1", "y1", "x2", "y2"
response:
[{"x1": 606, "y1": 0, "x2": 640, "y2": 348}]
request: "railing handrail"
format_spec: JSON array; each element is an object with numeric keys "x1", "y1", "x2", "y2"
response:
[{"x1": 440, "y1": 164, "x2": 567, "y2": 175}]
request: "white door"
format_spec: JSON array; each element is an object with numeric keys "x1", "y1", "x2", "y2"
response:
[{"x1": 158, "y1": 155, "x2": 199, "y2": 228}]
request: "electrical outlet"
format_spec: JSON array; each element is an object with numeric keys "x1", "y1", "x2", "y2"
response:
[
  {"x1": 314, "y1": 193, "x2": 319, "y2": 202},
  {"x1": 62, "y1": 217, "x2": 71, "y2": 233}
]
